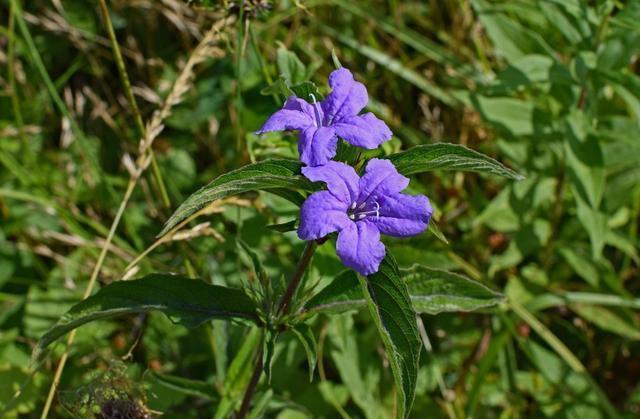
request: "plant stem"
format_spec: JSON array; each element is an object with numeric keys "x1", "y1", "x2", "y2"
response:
[
  {"x1": 235, "y1": 347, "x2": 264, "y2": 419},
  {"x1": 277, "y1": 241, "x2": 317, "y2": 315},
  {"x1": 236, "y1": 241, "x2": 317, "y2": 419}
]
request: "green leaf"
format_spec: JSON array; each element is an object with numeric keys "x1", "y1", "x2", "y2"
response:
[
  {"x1": 261, "y1": 76, "x2": 294, "y2": 98},
  {"x1": 468, "y1": 95, "x2": 537, "y2": 136},
  {"x1": 262, "y1": 328, "x2": 278, "y2": 384},
  {"x1": 305, "y1": 266, "x2": 503, "y2": 316},
  {"x1": 277, "y1": 46, "x2": 307, "y2": 85},
  {"x1": 428, "y1": 221, "x2": 448, "y2": 244},
  {"x1": 575, "y1": 194, "x2": 608, "y2": 260},
  {"x1": 387, "y1": 143, "x2": 524, "y2": 180},
  {"x1": 159, "y1": 159, "x2": 312, "y2": 237},
  {"x1": 328, "y1": 314, "x2": 385, "y2": 418},
  {"x1": 291, "y1": 324, "x2": 318, "y2": 382},
  {"x1": 318, "y1": 23, "x2": 455, "y2": 106},
  {"x1": 304, "y1": 270, "x2": 363, "y2": 315},
  {"x1": 33, "y1": 274, "x2": 259, "y2": 361},
  {"x1": 236, "y1": 238, "x2": 267, "y2": 282},
  {"x1": 565, "y1": 111, "x2": 605, "y2": 208},
  {"x1": 472, "y1": 0, "x2": 555, "y2": 63},
  {"x1": 214, "y1": 328, "x2": 261, "y2": 419},
  {"x1": 290, "y1": 81, "x2": 323, "y2": 102},
  {"x1": 401, "y1": 266, "x2": 504, "y2": 314},
  {"x1": 266, "y1": 219, "x2": 298, "y2": 233},
  {"x1": 144, "y1": 371, "x2": 218, "y2": 401},
  {"x1": 571, "y1": 305, "x2": 640, "y2": 340},
  {"x1": 357, "y1": 254, "x2": 421, "y2": 419}
]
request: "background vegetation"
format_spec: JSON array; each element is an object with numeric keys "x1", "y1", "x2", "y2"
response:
[{"x1": 1, "y1": 0, "x2": 639, "y2": 417}]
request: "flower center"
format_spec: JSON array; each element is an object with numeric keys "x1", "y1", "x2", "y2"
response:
[
  {"x1": 347, "y1": 200, "x2": 380, "y2": 221},
  {"x1": 308, "y1": 93, "x2": 324, "y2": 127}
]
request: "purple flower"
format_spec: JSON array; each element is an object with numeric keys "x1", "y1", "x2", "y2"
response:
[
  {"x1": 298, "y1": 159, "x2": 433, "y2": 275},
  {"x1": 256, "y1": 68, "x2": 393, "y2": 166}
]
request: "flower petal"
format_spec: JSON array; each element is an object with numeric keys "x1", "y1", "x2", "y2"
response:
[
  {"x1": 256, "y1": 108, "x2": 313, "y2": 134},
  {"x1": 373, "y1": 193, "x2": 433, "y2": 237},
  {"x1": 321, "y1": 68, "x2": 368, "y2": 124},
  {"x1": 298, "y1": 191, "x2": 351, "y2": 240},
  {"x1": 333, "y1": 113, "x2": 393, "y2": 149},
  {"x1": 336, "y1": 220, "x2": 386, "y2": 276},
  {"x1": 357, "y1": 158, "x2": 409, "y2": 204},
  {"x1": 283, "y1": 96, "x2": 319, "y2": 123},
  {"x1": 302, "y1": 161, "x2": 359, "y2": 205},
  {"x1": 298, "y1": 126, "x2": 338, "y2": 167},
  {"x1": 256, "y1": 96, "x2": 316, "y2": 134}
]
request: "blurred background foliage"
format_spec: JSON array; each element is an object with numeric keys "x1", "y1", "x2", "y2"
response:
[{"x1": 0, "y1": 0, "x2": 639, "y2": 417}]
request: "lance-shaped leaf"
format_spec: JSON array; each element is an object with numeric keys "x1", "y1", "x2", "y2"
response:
[
  {"x1": 357, "y1": 254, "x2": 421, "y2": 419},
  {"x1": 144, "y1": 371, "x2": 218, "y2": 401},
  {"x1": 159, "y1": 159, "x2": 314, "y2": 237},
  {"x1": 387, "y1": 143, "x2": 524, "y2": 180},
  {"x1": 402, "y1": 265, "x2": 504, "y2": 313},
  {"x1": 34, "y1": 274, "x2": 259, "y2": 361},
  {"x1": 304, "y1": 266, "x2": 503, "y2": 315},
  {"x1": 291, "y1": 324, "x2": 318, "y2": 382}
]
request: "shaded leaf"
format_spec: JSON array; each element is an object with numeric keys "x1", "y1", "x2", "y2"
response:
[
  {"x1": 290, "y1": 81, "x2": 323, "y2": 101},
  {"x1": 214, "y1": 328, "x2": 261, "y2": 419},
  {"x1": 266, "y1": 219, "x2": 297, "y2": 233},
  {"x1": 291, "y1": 324, "x2": 318, "y2": 382},
  {"x1": 262, "y1": 328, "x2": 278, "y2": 384},
  {"x1": 571, "y1": 305, "x2": 640, "y2": 340},
  {"x1": 145, "y1": 371, "x2": 218, "y2": 401},
  {"x1": 34, "y1": 274, "x2": 259, "y2": 361},
  {"x1": 428, "y1": 221, "x2": 448, "y2": 244},
  {"x1": 261, "y1": 77, "x2": 293, "y2": 98}
]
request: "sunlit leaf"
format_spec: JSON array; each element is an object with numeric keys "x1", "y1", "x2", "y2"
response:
[
  {"x1": 357, "y1": 254, "x2": 421, "y2": 419},
  {"x1": 387, "y1": 143, "x2": 524, "y2": 180},
  {"x1": 159, "y1": 159, "x2": 313, "y2": 237}
]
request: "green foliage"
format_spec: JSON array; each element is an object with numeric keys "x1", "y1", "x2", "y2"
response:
[
  {"x1": 34, "y1": 274, "x2": 259, "y2": 361},
  {"x1": 304, "y1": 267, "x2": 503, "y2": 316},
  {"x1": 159, "y1": 159, "x2": 313, "y2": 236},
  {"x1": 387, "y1": 142, "x2": 524, "y2": 179},
  {"x1": 1, "y1": 0, "x2": 639, "y2": 418},
  {"x1": 357, "y1": 255, "x2": 422, "y2": 419}
]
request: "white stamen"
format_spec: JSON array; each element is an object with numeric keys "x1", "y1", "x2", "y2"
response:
[
  {"x1": 350, "y1": 202, "x2": 357, "y2": 210},
  {"x1": 349, "y1": 214, "x2": 356, "y2": 220},
  {"x1": 357, "y1": 213, "x2": 367, "y2": 220},
  {"x1": 308, "y1": 93, "x2": 323, "y2": 127}
]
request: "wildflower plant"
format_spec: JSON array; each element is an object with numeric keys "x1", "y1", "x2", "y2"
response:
[{"x1": 34, "y1": 64, "x2": 521, "y2": 418}]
